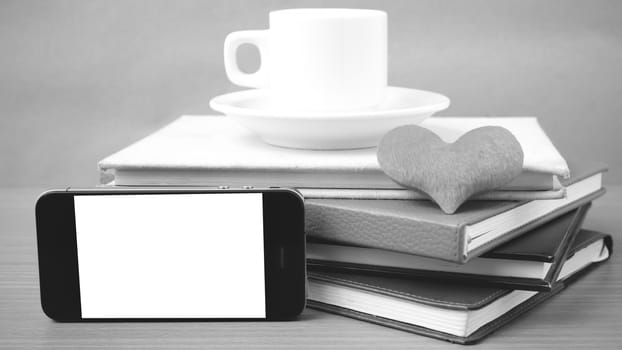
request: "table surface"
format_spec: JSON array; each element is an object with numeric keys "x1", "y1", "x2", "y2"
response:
[{"x1": 1, "y1": 186, "x2": 621, "y2": 349}]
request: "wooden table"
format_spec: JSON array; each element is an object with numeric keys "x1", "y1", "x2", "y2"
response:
[{"x1": 1, "y1": 187, "x2": 620, "y2": 349}]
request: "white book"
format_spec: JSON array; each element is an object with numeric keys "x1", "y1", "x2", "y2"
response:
[{"x1": 99, "y1": 116, "x2": 569, "y2": 199}]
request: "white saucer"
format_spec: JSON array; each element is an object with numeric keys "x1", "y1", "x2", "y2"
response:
[{"x1": 209, "y1": 86, "x2": 450, "y2": 149}]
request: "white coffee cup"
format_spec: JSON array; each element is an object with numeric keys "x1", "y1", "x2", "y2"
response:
[{"x1": 224, "y1": 8, "x2": 387, "y2": 112}]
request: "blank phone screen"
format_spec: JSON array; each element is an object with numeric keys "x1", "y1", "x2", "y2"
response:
[{"x1": 73, "y1": 193, "x2": 266, "y2": 318}]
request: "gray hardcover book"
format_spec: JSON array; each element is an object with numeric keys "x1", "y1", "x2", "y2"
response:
[
  {"x1": 307, "y1": 204, "x2": 591, "y2": 291},
  {"x1": 307, "y1": 229, "x2": 612, "y2": 344},
  {"x1": 305, "y1": 160, "x2": 606, "y2": 263}
]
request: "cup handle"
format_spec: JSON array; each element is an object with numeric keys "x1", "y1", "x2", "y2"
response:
[{"x1": 224, "y1": 30, "x2": 269, "y2": 88}]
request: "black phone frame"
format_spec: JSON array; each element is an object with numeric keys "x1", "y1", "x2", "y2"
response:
[{"x1": 35, "y1": 187, "x2": 306, "y2": 322}]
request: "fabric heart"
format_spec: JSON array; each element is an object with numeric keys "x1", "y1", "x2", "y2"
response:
[{"x1": 377, "y1": 125, "x2": 524, "y2": 214}]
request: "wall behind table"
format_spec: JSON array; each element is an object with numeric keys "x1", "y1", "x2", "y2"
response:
[{"x1": 1, "y1": 0, "x2": 620, "y2": 187}]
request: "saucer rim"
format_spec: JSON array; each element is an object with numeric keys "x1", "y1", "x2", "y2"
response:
[{"x1": 209, "y1": 86, "x2": 450, "y2": 119}]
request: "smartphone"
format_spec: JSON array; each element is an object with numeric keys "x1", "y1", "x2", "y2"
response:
[{"x1": 35, "y1": 187, "x2": 306, "y2": 321}]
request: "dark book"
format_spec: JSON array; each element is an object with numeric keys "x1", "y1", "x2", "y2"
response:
[
  {"x1": 307, "y1": 204, "x2": 590, "y2": 291},
  {"x1": 305, "y1": 160, "x2": 606, "y2": 263},
  {"x1": 307, "y1": 229, "x2": 612, "y2": 344}
]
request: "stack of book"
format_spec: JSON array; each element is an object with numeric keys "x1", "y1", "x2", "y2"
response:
[{"x1": 99, "y1": 115, "x2": 612, "y2": 344}]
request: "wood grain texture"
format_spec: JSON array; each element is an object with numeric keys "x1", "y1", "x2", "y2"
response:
[{"x1": 1, "y1": 187, "x2": 620, "y2": 349}]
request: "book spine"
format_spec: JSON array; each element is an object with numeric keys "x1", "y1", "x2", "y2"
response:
[{"x1": 305, "y1": 201, "x2": 464, "y2": 263}]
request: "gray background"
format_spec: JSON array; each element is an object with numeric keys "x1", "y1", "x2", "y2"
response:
[{"x1": 1, "y1": 0, "x2": 621, "y2": 187}]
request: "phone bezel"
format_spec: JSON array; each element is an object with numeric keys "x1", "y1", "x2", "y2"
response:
[{"x1": 35, "y1": 188, "x2": 306, "y2": 322}]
